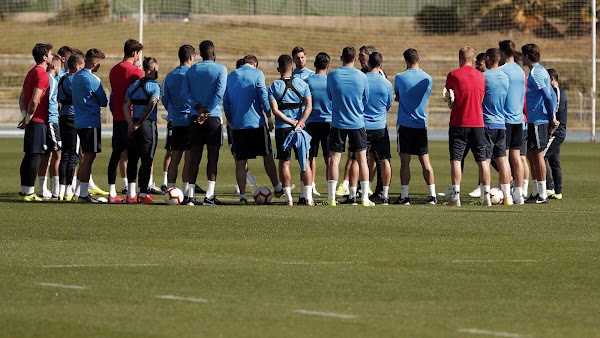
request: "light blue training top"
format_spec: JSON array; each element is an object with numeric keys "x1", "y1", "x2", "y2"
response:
[
  {"x1": 364, "y1": 72, "x2": 393, "y2": 130},
  {"x1": 47, "y1": 73, "x2": 59, "y2": 124},
  {"x1": 182, "y1": 60, "x2": 227, "y2": 119},
  {"x1": 162, "y1": 65, "x2": 191, "y2": 127},
  {"x1": 304, "y1": 74, "x2": 332, "y2": 123},
  {"x1": 395, "y1": 68, "x2": 433, "y2": 129},
  {"x1": 526, "y1": 63, "x2": 557, "y2": 125},
  {"x1": 483, "y1": 68, "x2": 509, "y2": 129},
  {"x1": 268, "y1": 77, "x2": 311, "y2": 129},
  {"x1": 499, "y1": 62, "x2": 525, "y2": 125},
  {"x1": 292, "y1": 68, "x2": 314, "y2": 80},
  {"x1": 327, "y1": 66, "x2": 369, "y2": 130},
  {"x1": 72, "y1": 68, "x2": 108, "y2": 129},
  {"x1": 223, "y1": 65, "x2": 271, "y2": 130},
  {"x1": 125, "y1": 77, "x2": 161, "y2": 121}
]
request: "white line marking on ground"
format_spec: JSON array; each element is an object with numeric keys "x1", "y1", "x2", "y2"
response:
[
  {"x1": 37, "y1": 283, "x2": 87, "y2": 290},
  {"x1": 41, "y1": 264, "x2": 160, "y2": 268},
  {"x1": 282, "y1": 261, "x2": 355, "y2": 265},
  {"x1": 451, "y1": 260, "x2": 541, "y2": 263},
  {"x1": 458, "y1": 328, "x2": 529, "y2": 337},
  {"x1": 155, "y1": 295, "x2": 210, "y2": 303},
  {"x1": 294, "y1": 309, "x2": 358, "y2": 319}
]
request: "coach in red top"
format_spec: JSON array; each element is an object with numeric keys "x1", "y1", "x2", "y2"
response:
[
  {"x1": 107, "y1": 39, "x2": 144, "y2": 200},
  {"x1": 443, "y1": 46, "x2": 491, "y2": 206},
  {"x1": 18, "y1": 43, "x2": 53, "y2": 201}
]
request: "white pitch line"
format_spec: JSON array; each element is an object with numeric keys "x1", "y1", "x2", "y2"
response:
[
  {"x1": 155, "y1": 295, "x2": 210, "y2": 303},
  {"x1": 451, "y1": 260, "x2": 541, "y2": 263},
  {"x1": 294, "y1": 309, "x2": 358, "y2": 319},
  {"x1": 282, "y1": 261, "x2": 355, "y2": 265},
  {"x1": 41, "y1": 263, "x2": 160, "y2": 268},
  {"x1": 37, "y1": 283, "x2": 87, "y2": 290},
  {"x1": 458, "y1": 328, "x2": 529, "y2": 337}
]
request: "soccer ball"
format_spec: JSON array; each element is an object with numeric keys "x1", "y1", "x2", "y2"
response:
[
  {"x1": 489, "y1": 187, "x2": 504, "y2": 205},
  {"x1": 253, "y1": 186, "x2": 272, "y2": 205},
  {"x1": 165, "y1": 187, "x2": 184, "y2": 205}
]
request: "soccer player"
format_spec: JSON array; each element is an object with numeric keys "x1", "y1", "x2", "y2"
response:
[
  {"x1": 545, "y1": 68, "x2": 567, "y2": 200},
  {"x1": 108, "y1": 39, "x2": 144, "y2": 199},
  {"x1": 305, "y1": 52, "x2": 332, "y2": 200},
  {"x1": 37, "y1": 54, "x2": 63, "y2": 199},
  {"x1": 18, "y1": 43, "x2": 53, "y2": 201},
  {"x1": 57, "y1": 46, "x2": 77, "y2": 79},
  {"x1": 181, "y1": 40, "x2": 227, "y2": 206},
  {"x1": 443, "y1": 46, "x2": 490, "y2": 206},
  {"x1": 223, "y1": 54, "x2": 283, "y2": 204},
  {"x1": 363, "y1": 52, "x2": 393, "y2": 205},
  {"x1": 123, "y1": 57, "x2": 161, "y2": 205},
  {"x1": 72, "y1": 48, "x2": 108, "y2": 203},
  {"x1": 513, "y1": 51, "x2": 531, "y2": 197},
  {"x1": 482, "y1": 48, "x2": 513, "y2": 205},
  {"x1": 291, "y1": 46, "x2": 314, "y2": 80},
  {"x1": 394, "y1": 48, "x2": 437, "y2": 205},
  {"x1": 521, "y1": 43, "x2": 557, "y2": 204},
  {"x1": 268, "y1": 54, "x2": 313, "y2": 205},
  {"x1": 499, "y1": 40, "x2": 526, "y2": 204},
  {"x1": 163, "y1": 45, "x2": 195, "y2": 202},
  {"x1": 475, "y1": 53, "x2": 488, "y2": 73},
  {"x1": 326, "y1": 46, "x2": 373, "y2": 207},
  {"x1": 57, "y1": 52, "x2": 85, "y2": 201}
]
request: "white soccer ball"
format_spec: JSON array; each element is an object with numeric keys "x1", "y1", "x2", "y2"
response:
[
  {"x1": 253, "y1": 186, "x2": 272, "y2": 205},
  {"x1": 182, "y1": 17, "x2": 190, "y2": 23},
  {"x1": 165, "y1": 187, "x2": 184, "y2": 205},
  {"x1": 490, "y1": 187, "x2": 504, "y2": 205}
]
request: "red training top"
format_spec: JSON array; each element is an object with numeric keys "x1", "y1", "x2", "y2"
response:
[
  {"x1": 109, "y1": 61, "x2": 144, "y2": 121},
  {"x1": 445, "y1": 65, "x2": 485, "y2": 127},
  {"x1": 23, "y1": 65, "x2": 50, "y2": 123}
]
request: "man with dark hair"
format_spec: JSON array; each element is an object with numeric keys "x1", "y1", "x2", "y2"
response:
[
  {"x1": 17, "y1": 43, "x2": 53, "y2": 201},
  {"x1": 57, "y1": 46, "x2": 76, "y2": 78},
  {"x1": 476, "y1": 53, "x2": 488, "y2": 73},
  {"x1": 181, "y1": 40, "x2": 227, "y2": 206},
  {"x1": 291, "y1": 46, "x2": 314, "y2": 80},
  {"x1": 304, "y1": 52, "x2": 332, "y2": 200},
  {"x1": 498, "y1": 39, "x2": 526, "y2": 204},
  {"x1": 224, "y1": 55, "x2": 283, "y2": 204},
  {"x1": 544, "y1": 68, "x2": 566, "y2": 200},
  {"x1": 162, "y1": 45, "x2": 196, "y2": 203},
  {"x1": 72, "y1": 48, "x2": 107, "y2": 203},
  {"x1": 483, "y1": 48, "x2": 513, "y2": 205},
  {"x1": 363, "y1": 52, "x2": 393, "y2": 205},
  {"x1": 108, "y1": 39, "x2": 144, "y2": 201},
  {"x1": 326, "y1": 46, "x2": 373, "y2": 206},
  {"x1": 521, "y1": 43, "x2": 557, "y2": 204},
  {"x1": 269, "y1": 54, "x2": 313, "y2": 205},
  {"x1": 57, "y1": 53, "x2": 85, "y2": 201},
  {"x1": 123, "y1": 57, "x2": 161, "y2": 205},
  {"x1": 394, "y1": 48, "x2": 437, "y2": 205},
  {"x1": 443, "y1": 46, "x2": 489, "y2": 206}
]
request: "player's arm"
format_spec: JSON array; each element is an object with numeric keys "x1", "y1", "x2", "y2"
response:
[
  {"x1": 17, "y1": 88, "x2": 27, "y2": 128},
  {"x1": 26, "y1": 88, "x2": 43, "y2": 120},
  {"x1": 362, "y1": 76, "x2": 370, "y2": 106},
  {"x1": 258, "y1": 73, "x2": 273, "y2": 130},
  {"x1": 137, "y1": 97, "x2": 159, "y2": 126},
  {"x1": 94, "y1": 81, "x2": 108, "y2": 107},
  {"x1": 269, "y1": 99, "x2": 296, "y2": 126},
  {"x1": 161, "y1": 77, "x2": 171, "y2": 113},
  {"x1": 386, "y1": 82, "x2": 393, "y2": 111},
  {"x1": 223, "y1": 84, "x2": 232, "y2": 122},
  {"x1": 207, "y1": 67, "x2": 227, "y2": 113},
  {"x1": 123, "y1": 96, "x2": 134, "y2": 132},
  {"x1": 394, "y1": 77, "x2": 400, "y2": 102},
  {"x1": 296, "y1": 96, "x2": 312, "y2": 130},
  {"x1": 542, "y1": 84, "x2": 557, "y2": 124}
]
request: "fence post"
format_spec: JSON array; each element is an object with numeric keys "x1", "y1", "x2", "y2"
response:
[{"x1": 592, "y1": 0, "x2": 597, "y2": 142}]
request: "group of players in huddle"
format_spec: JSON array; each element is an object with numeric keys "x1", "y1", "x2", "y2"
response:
[{"x1": 17, "y1": 38, "x2": 566, "y2": 206}]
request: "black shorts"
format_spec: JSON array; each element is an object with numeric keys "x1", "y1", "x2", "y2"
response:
[
  {"x1": 111, "y1": 120, "x2": 129, "y2": 154},
  {"x1": 77, "y1": 127, "x2": 102, "y2": 154},
  {"x1": 329, "y1": 127, "x2": 368, "y2": 153},
  {"x1": 449, "y1": 126, "x2": 486, "y2": 162},
  {"x1": 164, "y1": 122, "x2": 173, "y2": 150},
  {"x1": 505, "y1": 123, "x2": 524, "y2": 150},
  {"x1": 46, "y1": 122, "x2": 62, "y2": 152},
  {"x1": 189, "y1": 116, "x2": 223, "y2": 147},
  {"x1": 484, "y1": 128, "x2": 507, "y2": 159},
  {"x1": 521, "y1": 127, "x2": 528, "y2": 156},
  {"x1": 59, "y1": 115, "x2": 78, "y2": 154},
  {"x1": 397, "y1": 125, "x2": 429, "y2": 156},
  {"x1": 527, "y1": 123, "x2": 549, "y2": 150},
  {"x1": 306, "y1": 122, "x2": 331, "y2": 158},
  {"x1": 274, "y1": 127, "x2": 300, "y2": 161},
  {"x1": 232, "y1": 126, "x2": 272, "y2": 161},
  {"x1": 367, "y1": 128, "x2": 391, "y2": 160},
  {"x1": 23, "y1": 121, "x2": 47, "y2": 154},
  {"x1": 171, "y1": 126, "x2": 190, "y2": 151}
]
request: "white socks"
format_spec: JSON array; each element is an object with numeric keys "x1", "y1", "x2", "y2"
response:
[
  {"x1": 89, "y1": 175, "x2": 97, "y2": 190},
  {"x1": 59, "y1": 184, "x2": 66, "y2": 199},
  {"x1": 382, "y1": 186, "x2": 389, "y2": 199},
  {"x1": 128, "y1": 182, "x2": 137, "y2": 199},
  {"x1": 162, "y1": 171, "x2": 168, "y2": 186},
  {"x1": 206, "y1": 180, "x2": 216, "y2": 199},
  {"x1": 532, "y1": 180, "x2": 538, "y2": 197},
  {"x1": 428, "y1": 184, "x2": 436, "y2": 197},
  {"x1": 342, "y1": 180, "x2": 349, "y2": 189},
  {"x1": 400, "y1": 185, "x2": 409, "y2": 199},
  {"x1": 182, "y1": 182, "x2": 189, "y2": 196},
  {"x1": 538, "y1": 181, "x2": 547, "y2": 199},
  {"x1": 283, "y1": 187, "x2": 292, "y2": 202},
  {"x1": 523, "y1": 179, "x2": 529, "y2": 197},
  {"x1": 109, "y1": 184, "x2": 117, "y2": 197},
  {"x1": 304, "y1": 184, "x2": 313, "y2": 202},
  {"x1": 188, "y1": 184, "x2": 196, "y2": 199},
  {"x1": 360, "y1": 181, "x2": 370, "y2": 202},
  {"x1": 501, "y1": 183, "x2": 513, "y2": 204},
  {"x1": 122, "y1": 178, "x2": 128, "y2": 190},
  {"x1": 328, "y1": 180, "x2": 337, "y2": 200},
  {"x1": 349, "y1": 186, "x2": 357, "y2": 199},
  {"x1": 452, "y1": 184, "x2": 460, "y2": 201},
  {"x1": 38, "y1": 176, "x2": 47, "y2": 195},
  {"x1": 481, "y1": 185, "x2": 491, "y2": 204},
  {"x1": 52, "y1": 176, "x2": 59, "y2": 196}
]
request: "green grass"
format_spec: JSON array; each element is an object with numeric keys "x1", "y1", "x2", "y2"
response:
[{"x1": 0, "y1": 138, "x2": 599, "y2": 337}]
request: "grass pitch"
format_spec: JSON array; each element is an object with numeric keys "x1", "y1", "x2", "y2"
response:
[{"x1": 0, "y1": 138, "x2": 599, "y2": 337}]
